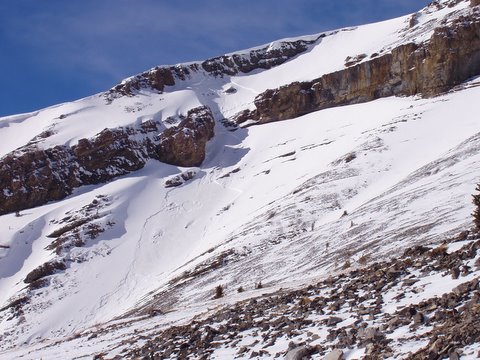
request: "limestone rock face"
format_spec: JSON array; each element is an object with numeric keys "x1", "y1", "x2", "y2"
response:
[
  {"x1": 242, "y1": 12, "x2": 480, "y2": 124},
  {"x1": 73, "y1": 127, "x2": 149, "y2": 183},
  {"x1": 154, "y1": 106, "x2": 215, "y2": 167},
  {"x1": 0, "y1": 146, "x2": 78, "y2": 214},
  {"x1": 108, "y1": 37, "x2": 320, "y2": 99},
  {"x1": 202, "y1": 37, "x2": 320, "y2": 76},
  {"x1": 107, "y1": 65, "x2": 194, "y2": 99},
  {"x1": 0, "y1": 106, "x2": 214, "y2": 215}
]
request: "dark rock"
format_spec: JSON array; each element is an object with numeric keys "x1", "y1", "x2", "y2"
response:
[
  {"x1": 154, "y1": 106, "x2": 215, "y2": 167},
  {"x1": 201, "y1": 38, "x2": 320, "y2": 76},
  {"x1": 327, "y1": 316, "x2": 343, "y2": 326},
  {"x1": 456, "y1": 231, "x2": 469, "y2": 240},
  {"x1": 24, "y1": 261, "x2": 67, "y2": 283},
  {"x1": 108, "y1": 37, "x2": 319, "y2": 100},
  {"x1": 449, "y1": 350, "x2": 460, "y2": 360},
  {"x1": 0, "y1": 106, "x2": 214, "y2": 215},
  {"x1": 413, "y1": 312, "x2": 425, "y2": 325},
  {"x1": 451, "y1": 267, "x2": 460, "y2": 279}
]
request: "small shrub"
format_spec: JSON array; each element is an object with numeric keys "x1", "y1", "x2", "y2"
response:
[
  {"x1": 342, "y1": 260, "x2": 351, "y2": 270},
  {"x1": 214, "y1": 285, "x2": 224, "y2": 299},
  {"x1": 255, "y1": 281, "x2": 263, "y2": 289},
  {"x1": 85, "y1": 223, "x2": 104, "y2": 239},
  {"x1": 237, "y1": 286, "x2": 244, "y2": 293},
  {"x1": 345, "y1": 153, "x2": 357, "y2": 163},
  {"x1": 429, "y1": 243, "x2": 448, "y2": 258},
  {"x1": 358, "y1": 254, "x2": 370, "y2": 265},
  {"x1": 473, "y1": 184, "x2": 480, "y2": 231}
]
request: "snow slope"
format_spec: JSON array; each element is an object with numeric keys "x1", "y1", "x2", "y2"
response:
[{"x1": 0, "y1": 0, "x2": 479, "y2": 358}]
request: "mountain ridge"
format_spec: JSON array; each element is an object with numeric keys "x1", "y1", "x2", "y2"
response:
[{"x1": 1, "y1": 0, "x2": 480, "y2": 358}]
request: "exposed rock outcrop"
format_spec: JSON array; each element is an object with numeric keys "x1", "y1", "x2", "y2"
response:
[
  {"x1": 118, "y1": 234, "x2": 480, "y2": 359},
  {"x1": 24, "y1": 261, "x2": 67, "y2": 284},
  {"x1": 154, "y1": 106, "x2": 215, "y2": 167},
  {"x1": 237, "y1": 11, "x2": 480, "y2": 124},
  {"x1": 107, "y1": 37, "x2": 320, "y2": 99},
  {"x1": 0, "y1": 107, "x2": 214, "y2": 215},
  {"x1": 201, "y1": 37, "x2": 321, "y2": 76}
]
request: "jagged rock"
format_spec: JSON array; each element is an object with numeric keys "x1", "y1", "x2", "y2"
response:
[
  {"x1": 323, "y1": 349, "x2": 344, "y2": 360},
  {"x1": 451, "y1": 267, "x2": 460, "y2": 279},
  {"x1": 472, "y1": 0, "x2": 480, "y2": 7},
  {"x1": 107, "y1": 65, "x2": 192, "y2": 99},
  {"x1": 285, "y1": 346, "x2": 312, "y2": 360},
  {"x1": 108, "y1": 37, "x2": 319, "y2": 99},
  {"x1": 24, "y1": 261, "x2": 67, "y2": 284},
  {"x1": 0, "y1": 106, "x2": 214, "y2": 215},
  {"x1": 363, "y1": 327, "x2": 380, "y2": 340},
  {"x1": 154, "y1": 106, "x2": 215, "y2": 167},
  {"x1": 202, "y1": 38, "x2": 319, "y2": 76},
  {"x1": 449, "y1": 350, "x2": 460, "y2": 360},
  {"x1": 413, "y1": 312, "x2": 425, "y2": 325},
  {"x1": 240, "y1": 12, "x2": 480, "y2": 124}
]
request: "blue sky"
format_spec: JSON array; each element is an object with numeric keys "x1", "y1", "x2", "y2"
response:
[{"x1": 0, "y1": 0, "x2": 431, "y2": 117}]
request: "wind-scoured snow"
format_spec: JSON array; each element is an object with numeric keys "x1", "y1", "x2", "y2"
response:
[{"x1": 0, "y1": 0, "x2": 479, "y2": 358}]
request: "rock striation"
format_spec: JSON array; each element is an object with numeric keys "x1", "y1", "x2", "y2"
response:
[
  {"x1": 236, "y1": 10, "x2": 480, "y2": 124},
  {"x1": 0, "y1": 106, "x2": 214, "y2": 215},
  {"x1": 107, "y1": 37, "x2": 320, "y2": 99}
]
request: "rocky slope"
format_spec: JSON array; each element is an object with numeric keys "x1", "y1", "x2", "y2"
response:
[
  {"x1": 4, "y1": 223, "x2": 479, "y2": 359},
  {"x1": 123, "y1": 232, "x2": 480, "y2": 360},
  {"x1": 1, "y1": 1, "x2": 480, "y2": 359},
  {"x1": 238, "y1": 2, "x2": 480, "y2": 124},
  {"x1": 0, "y1": 106, "x2": 214, "y2": 215},
  {"x1": 106, "y1": 36, "x2": 321, "y2": 99}
]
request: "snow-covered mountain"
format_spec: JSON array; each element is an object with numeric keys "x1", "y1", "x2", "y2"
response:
[{"x1": 1, "y1": 0, "x2": 480, "y2": 358}]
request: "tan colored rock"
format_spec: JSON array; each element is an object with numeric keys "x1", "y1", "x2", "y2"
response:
[
  {"x1": 246, "y1": 12, "x2": 480, "y2": 124},
  {"x1": 323, "y1": 349, "x2": 344, "y2": 360},
  {"x1": 285, "y1": 346, "x2": 313, "y2": 360}
]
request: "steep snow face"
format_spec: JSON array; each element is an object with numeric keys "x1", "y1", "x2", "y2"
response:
[
  {"x1": 0, "y1": 0, "x2": 470, "y2": 152},
  {"x1": 1, "y1": 83, "x2": 479, "y2": 356},
  {"x1": 0, "y1": 0, "x2": 479, "y2": 357}
]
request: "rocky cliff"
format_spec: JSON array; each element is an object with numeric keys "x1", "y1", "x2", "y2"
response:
[
  {"x1": 0, "y1": 106, "x2": 214, "y2": 215},
  {"x1": 236, "y1": 8, "x2": 480, "y2": 124},
  {"x1": 107, "y1": 36, "x2": 320, "y2": 100}
]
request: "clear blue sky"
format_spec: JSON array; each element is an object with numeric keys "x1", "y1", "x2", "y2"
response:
[{"x1": 0, "y1": 0, "x2": 431, "y2": 117}]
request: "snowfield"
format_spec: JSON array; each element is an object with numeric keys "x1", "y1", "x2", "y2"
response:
[{"x1": 0, "y1": 0, "x2": 479, "y2": 358}]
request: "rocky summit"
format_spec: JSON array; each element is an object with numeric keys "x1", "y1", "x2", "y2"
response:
[{"x1": 1, "y1": 0, "x2": 480, "y2": 359}]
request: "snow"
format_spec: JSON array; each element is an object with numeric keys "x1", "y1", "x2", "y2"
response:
[{"x1": 0, "y1": 1, "x2": 479, "y2": 358}]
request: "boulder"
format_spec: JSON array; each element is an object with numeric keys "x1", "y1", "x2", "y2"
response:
[
  {"x1": 285, "y1": 346, "x2": 312, "y2": 360},
  {"x1": 323, "y1": 349, "x2": 344, "y2": 360}
]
